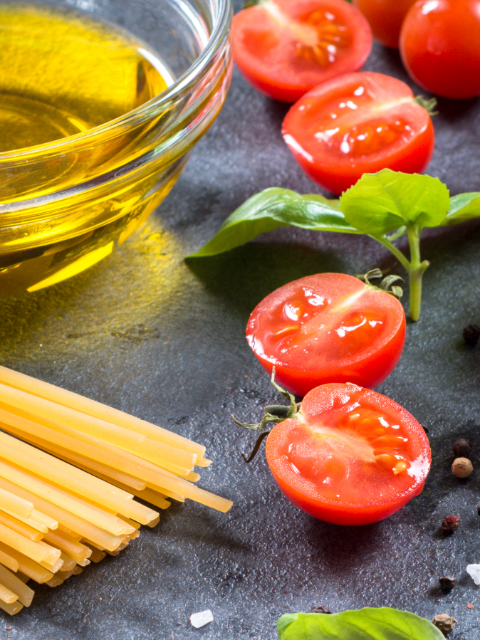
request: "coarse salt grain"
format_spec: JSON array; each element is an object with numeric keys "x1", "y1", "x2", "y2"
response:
[
  {"x1": 190, "y1": 610, "x2": 214, "y2": 629},
  {"x1": 467, "y1": 564, "x2": 480, "y2": 585}
]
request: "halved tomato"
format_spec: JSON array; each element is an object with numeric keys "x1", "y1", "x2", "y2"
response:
[
  {"x1": 247, "y1": 273, "x2": 406, "y2": 397},
  {"x1": 231, "y1": 0, "x2": 372, "y2": 103},
  {"x1": 265, "y1": 382, "x2": 430, "y2": 525},
  {"x1": 282, "y1": 71, "x2": 435, "y2": 195}
]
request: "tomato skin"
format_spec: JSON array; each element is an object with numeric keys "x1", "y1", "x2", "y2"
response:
[
  {"x1": 247, "y1": 273, "x2": 406, "y2": 397},
  {"x1": 282, "y1": 71, "x2": 435, "y2": 195},
  {"x1": 400, "y1": 0, "x2": 480, "y2": 100},
  {"x1": 231, "y1": 0, "x2": 372, "y2": 103},
  {"x1": 353, "y1": 0, "x2": 417, "y2": 48},
  {"x1": 265, "y1": 383, "x2": 431, "y2": 525}
]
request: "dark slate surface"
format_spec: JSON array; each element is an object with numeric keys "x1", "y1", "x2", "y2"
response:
[{"x1": 1, "y1": 5, "x2": 480, "y2": 638}]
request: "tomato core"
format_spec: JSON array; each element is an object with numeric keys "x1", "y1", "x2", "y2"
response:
[
  {"x1": 292, "y1": 7, "x2": 351, "y2": 67},
  {"x1": 266, "y1": 383, "x2": 430, "y2": 525}
]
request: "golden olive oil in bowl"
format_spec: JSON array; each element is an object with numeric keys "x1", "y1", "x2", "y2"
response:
[
  {"x1": 0, "y1": 5, "x2": 170, "y2": 151},
  {"x1": 0, "y1": 0, "x2": 232, "y2": 295}
]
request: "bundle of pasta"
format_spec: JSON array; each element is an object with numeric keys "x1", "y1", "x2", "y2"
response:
[{"x1": 0, "y1": 366, "x2": 232, "y2": 615}]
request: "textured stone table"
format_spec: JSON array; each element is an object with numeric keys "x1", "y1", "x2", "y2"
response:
[{"x1": 0, "y1": 2, "x2": 480, "y2": 638}]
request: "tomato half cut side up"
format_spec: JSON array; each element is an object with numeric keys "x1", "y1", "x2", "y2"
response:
[
  {"x1": 247, "y1": 273, "x2": 406, "y2": 397},
  {"x1": 231, "y1": 0, "x2": 373, "y2": 103},
  {"x1": 282, "y1": 71, "x2": 435, "y2": 195},
  {"x1": 265, "y1": 383, "x2": 431, "y2": 525}
]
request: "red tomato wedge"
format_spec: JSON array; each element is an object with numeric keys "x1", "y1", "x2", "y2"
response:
[
  {"x1": 247, "y1": 273, "x2": 406, "y2": 397},
  {"x1": 265, "y1": 383, "x2": 430, "y2": 525},
  {"x1": 231, "y1": 0, "x2": 373, "y2": 103},
  {"x1": 282, "y1": 71, "x2": 435, "y2": 195}
]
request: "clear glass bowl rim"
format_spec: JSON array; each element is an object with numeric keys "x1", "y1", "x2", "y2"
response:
[{"x1": 0, "y1": 0, "x2": 232, "y2": 161}]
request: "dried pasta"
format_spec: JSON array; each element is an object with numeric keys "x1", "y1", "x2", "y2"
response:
[{"x1": 0, "y1": 366, "x2": 232, "y2": 614}]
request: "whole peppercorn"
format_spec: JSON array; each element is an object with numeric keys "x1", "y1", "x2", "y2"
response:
[
  {"x1": 310, "y1": 606, "x2": 332, "y2": 614},
  {"x1": 452, "y1": 457, "x2": 473, "y2": 478},
  {"x1": 453, "y1": 438, "x2": 472, "y2": 459},
  {"x1": 463, "y1": 323, "x2": 480, "y2": 345},
  {"x1": 442, "y1": 515, "x2": 460, "y2": 532},
  {"x1": 432, "y1": 613, "x2": 456, "y2": 636},
  {"x1": 439, "y1": 575, "x2": 456, "y2": 591}
]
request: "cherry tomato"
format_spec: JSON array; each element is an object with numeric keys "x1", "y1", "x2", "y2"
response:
[
  {"x1": 400, "y1": 0, "x2": 480, "y2": 100},
  {"x1": 353, "y1": 0, "x2": 417, "y2": 48},
  {"x1": 247, "y1": 273, "x2": 406, "y2": 397},
  {"x1": 282, "y1": 71, "x2": 434, "y2": 195},
  {"x1": 231, "y1": 0, "x2": 372, "y2": 103},
  {"x1": 265, "y1": 382, "x2": 430, "y2": 525}
]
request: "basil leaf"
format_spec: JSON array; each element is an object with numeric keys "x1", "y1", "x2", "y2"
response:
[
  {"x1": 188, "y1": 188, "x2": 357, "y2": 258},
  {"x1": 443, "y1": 192, "x2": 480, "y2": 225},
  {"x1": 277, "y1": 608, "x2": 444, "y2": 640},
  {"x1": 340, "y1": 169, "x2": 451, "y2": 235}
]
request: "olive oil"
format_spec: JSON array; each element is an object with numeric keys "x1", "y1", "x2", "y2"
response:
[
  {"x1": 0, "y1": 4, "x2": 184, "y2": 296},
  {"x1": 0, "y1": 4, "x2": 169, "y2": 151}
]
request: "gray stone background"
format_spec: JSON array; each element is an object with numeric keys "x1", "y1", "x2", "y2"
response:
[{"x1": 1, "y1": 1, "x2": 480, "y2": 638}]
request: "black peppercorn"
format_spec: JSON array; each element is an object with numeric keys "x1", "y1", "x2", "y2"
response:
[
  {"x1": 453, "y1": 438, "x2": 472, "y2": 459},
  {"x1": 441, "y1": 515, "x2": 460, "y2": 532},
  {"x1": 439, "y1": 575, "x2": 456, "y2": 591},
  {"x1": 310, "y1": 606, "x2": 332, "y2": 614},
  {"x1": 463, "y1": 323, "x2": 480, "y2": 345}
]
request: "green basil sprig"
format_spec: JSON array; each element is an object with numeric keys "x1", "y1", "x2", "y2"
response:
[
  {"x1": 277, "y1": 608, "x2": 444, "y2": 640},
  {"x1": 189, "y1": 169, "x2": 480, "y2": 321}
]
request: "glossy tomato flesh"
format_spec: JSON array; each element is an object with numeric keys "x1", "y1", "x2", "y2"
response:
[
  {"x1": 353, "y1": 0, "x2": 417, "y2": 49},
  {"x1": 247, "y1": 273, "x2": 406, "y2": 397},
  {"x1": 266, "y1": 383, "x2": 431, "y2": 525},
  {"x1": 231, "y1": 0, "x2": 372, "y2": 103},
  {"x1": 282, "y1": 71, "x2": 435, "y2": 195},
  {"x1": 400, "y1": 0, "x2": 480, "y2": 100}
]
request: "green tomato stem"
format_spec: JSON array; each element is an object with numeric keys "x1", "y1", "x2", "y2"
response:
[
  {"x1": 371, "y1": 228, "x2": 429, "y2": 321},
  {"x1": 371, "y1": 234, "x2": 411, "y2": 272},
  {"x1": 406, "y1": 225, "x2": 429, "y2": 322}
]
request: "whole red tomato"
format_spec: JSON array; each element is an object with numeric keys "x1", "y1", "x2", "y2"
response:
[
  {"x1": 265, "y1": 382, "x2": 431, "y2": 525},
  {"x1": 353, "y1": 0, "x2": 417, "y2": 48},
  {"x1": 247, "y1": 272, "x2": 406, "y2": 397},
  {"x1": 231, "y1": 0, "x2": 372, "y2": 103},
  {"x1": 400, "y1": 0, "x2": 480, "y2": 99},
  {"x1": 282, "y1": 72, "x2": 435, "y2": 195}
]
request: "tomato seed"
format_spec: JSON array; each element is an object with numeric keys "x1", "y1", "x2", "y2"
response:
[
  {"x1": 370, "y1": 435, "x2": 407, "y2": 448},
  {"x1": 284, "y1": 300, "x2": 305, "y2": 321},
  {"x1": 393, "y1": 460, "x2": 409, "y2": 475},
  {"x1": 274, "y1": 325, "x2": 300, "y2": 338},
  {"x1": 358, "y1": 418, "x2": 377, "y2": 429},
  {"x1": 375, "y1": 453, "x2": 396, "y2": 469}
]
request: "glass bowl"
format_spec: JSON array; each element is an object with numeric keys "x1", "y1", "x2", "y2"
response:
[{"x1": 0, "y1": 0, "x2": 232, "y2": 295}]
